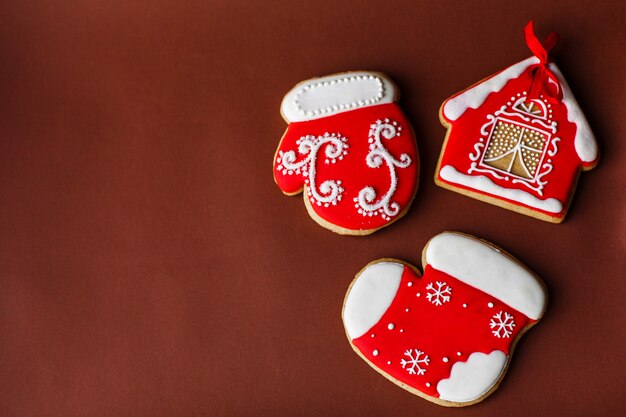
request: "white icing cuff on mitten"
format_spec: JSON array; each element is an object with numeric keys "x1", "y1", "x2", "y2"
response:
[
  {"x1": 281, "y1": 72, "x2": 397, "y2": 123},
  {"x1": 343, "y1": 262, "x2": 404, "y2": 339},
  {"x1": 424, "y1": 233, "x2": 546, "y2": 320}
]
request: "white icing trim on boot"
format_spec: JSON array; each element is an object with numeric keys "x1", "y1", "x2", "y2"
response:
[
  {"x1": 343, "y1": 262, "x2": 404, "y2": 339},
  {"x1": 424, "y1": 232, "x2": 546, "y2": 320},
  {"x1": 436, "y1": 350, "x2": 507, "y2": 403},
  {"x1": 281, "y1": 72, "x2": 397, "y2": 122}
]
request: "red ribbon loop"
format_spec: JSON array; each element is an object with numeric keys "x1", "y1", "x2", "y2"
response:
[{"x1": 524, "y1": 21, "x2": 562, "y2": 101}]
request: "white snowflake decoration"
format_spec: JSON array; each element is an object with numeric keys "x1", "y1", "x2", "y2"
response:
[
  {"x1": 490, "y1": 311, "x2": 516, "y2": 338},
  {"x1": 400, "y1": 349, "x2": 430, "y2": 375},
  {"x1": 425, "y1": 281, "x2": 452, "y2": 306},
  {"x1": 353, "y1": 118, "x2": 412, "y2": 221}
]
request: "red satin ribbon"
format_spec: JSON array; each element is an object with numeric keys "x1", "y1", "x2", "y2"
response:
[{"x1": 524, "y1": 21, "x2": 562, "y2": 101}]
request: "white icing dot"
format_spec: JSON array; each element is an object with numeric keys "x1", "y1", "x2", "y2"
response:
[
  {"x1": 443, "y1": 357, "x2": 449, "y2": 363},
  {"x1": 371, "y1": 334, "x2": 375, "y2": 338},
  {"x1": 387, "y1": 323, "x2": 395, "y2": 330},
  {"x1": 426, "y1": 382, "x2": 431, "y2": 387},
  {"x1": 488, "y1": 302, "x2": 494, "y2": 308},
  {"x1": 457, "y1": 352, "x2": 462, "y2": 356},
  {"x1": 373, "y1": 350, "x2": 379, "y2": 356},
  {"x1": 387, "y1": 361, "x2": 391, "y2": 365},
  {"x1": 405, "y1": 308, "x2": 410, "y2": 312},
  {"x1": 407, "y1": 282, "x2": 413, "y2": 287},
  {"x1": 416, "y1": 293, "x2": 421, "y2": 297},
  {"x1": 399, "y1": 329, "x2": 404, "y2": 333},
  {"x1": 463, "y1": 303, "x2": 468, "y2": 308}
]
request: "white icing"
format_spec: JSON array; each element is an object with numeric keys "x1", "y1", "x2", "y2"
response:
[
  {"x1": 443, "y1": 57, "x2": 539, "y2": 121},
  {"x1": 424, "y1": 232, "x2": 546, "y2": 320},
  {"x1": 490, "y1": 311, "x2": 516, "y2": 338},
  {"x1": 354, "y1": 119, "x2": 412, "y2": 221},
  {"x1": 425, "y1": 281, "x2": 452, "y2": 306},
  {"x1": 387, "y1": 323, "x2": 395, "y2": 330},
  {"x1": 437, "y1": 350, "x2": 507, "y2": 403},
  {"x1": 439, "y1": 165, "x2": 563, "y2": 213},
  {"x1": 343, "y1": 262, "x2": 404, "y2": 339},
  {"x1": 278, "y1": 133, "x2": 349, "y2": 207},
  {"x1": 281, "y1": 72, "x2": 397, "y2": 122},
  {"x1": 442, "y1": 56, "x2": 598, "y2": 164},
  {"x1": 471, "y1": 100, "x2": 559, "y2": 197},
  {"x1": 400, "y1": 349, "x2": 430, "y2": 375},
  {"x1": 548, "y1": 63, "x2": 598, "y2": 163}
]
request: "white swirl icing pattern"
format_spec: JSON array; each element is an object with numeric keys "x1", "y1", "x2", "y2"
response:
[
  {"x1": 354, "y1": 119, "x2": 412, "y2": 221},
  {"x1": 277, "y1": 133, "x2": 349, "y2": 207}
]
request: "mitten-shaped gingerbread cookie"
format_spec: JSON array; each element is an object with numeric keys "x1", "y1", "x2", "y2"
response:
[
  {"x1": 342, "y1": 232, "x2": 547, "y2": 406},
  {"x1": 436, "y1": 22, "x2": 599, "y2": 223},
  {"x1": 274, "y1": 72, "x2": 419, "y2": 235}
]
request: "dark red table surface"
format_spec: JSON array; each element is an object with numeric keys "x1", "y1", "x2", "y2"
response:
[{"x1": 1, "y1": 1, "x2": 625, "y2": 416}]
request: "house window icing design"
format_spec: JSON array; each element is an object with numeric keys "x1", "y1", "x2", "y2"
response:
[{"x1": 467, "y1": 92, "x2": 560, "y2": 196}]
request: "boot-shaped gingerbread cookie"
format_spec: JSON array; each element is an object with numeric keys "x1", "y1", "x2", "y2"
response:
[
  {"x1": 273, "y1": 72, "x2": 419, "y2": 235},
  {"x1": 342, "y1": 232, "x2": 547, "y2": 406}
]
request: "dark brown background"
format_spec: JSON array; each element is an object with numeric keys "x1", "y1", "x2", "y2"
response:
[{"x1": 1, "y1": 1, "x2": 625, "y2": 416}]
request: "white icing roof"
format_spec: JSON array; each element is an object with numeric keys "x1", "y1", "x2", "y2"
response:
[
  {"x1": 442, "y1": 57, "x2": 598, "y2": 163},
  {"x1": 281, "y1": 72, "x2": 397, "y2": 123},
  {"x1": 443, "y1": 57, "x2": 539, "y2": 122},
  {"x1": 424, "y1": 232, "x2": 547, "y2": 320},
  {"x1": 548, "y1": 63, "x2": 598, "y2": 163}
]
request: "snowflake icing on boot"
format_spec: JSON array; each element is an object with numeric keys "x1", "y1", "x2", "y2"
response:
[
  {"x1": 490, "y1": 311, "x2": 516, "y2": 338},
  {"x1": 400, "y1": 349, "x2": 430, "y2": 375},
  {"x1": 425, "y1": 281, "x2": 452, "y2": 306}
]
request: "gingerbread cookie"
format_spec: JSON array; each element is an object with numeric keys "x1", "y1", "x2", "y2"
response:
[
  {"x1": 342, "y1": 232, "x2": 547, "y2": 407},
  {"x1": 436, "y1": 22, "x2": 599, "y2": 223},
  {"x1": 273, "y1": 71, "x2": 419, "y2": 235}
]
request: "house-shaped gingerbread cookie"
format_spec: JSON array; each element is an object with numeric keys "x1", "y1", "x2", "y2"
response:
[{"x1": 435, "y1": 23, "x2": 599, "y2": 223}]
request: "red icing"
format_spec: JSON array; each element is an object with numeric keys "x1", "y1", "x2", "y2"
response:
[
  {"x1": 274, "y1": 103, "x2": 418, "y2": 232},
  {"x1": 438, "y1": 62, "x2": 598, "y2": 220},
  {"x1": 352, "y1": 265, "x2": 533, "y2": 398}
]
